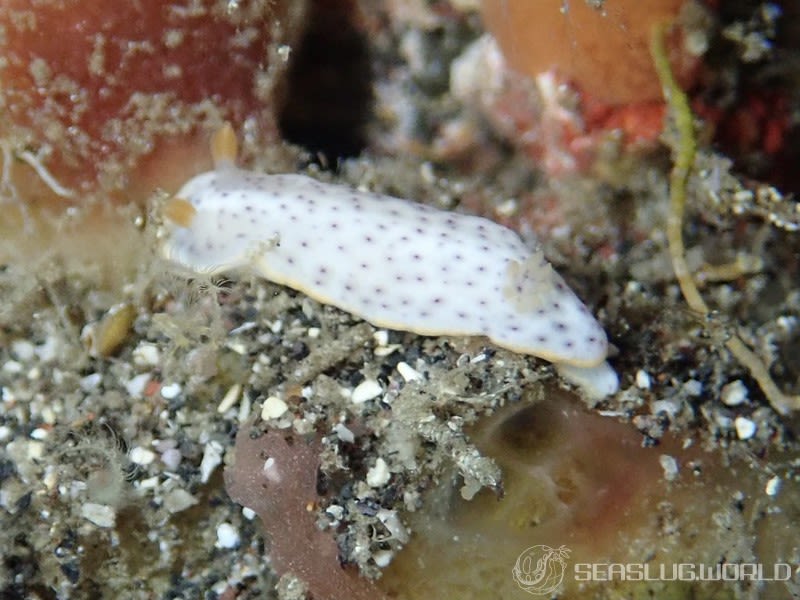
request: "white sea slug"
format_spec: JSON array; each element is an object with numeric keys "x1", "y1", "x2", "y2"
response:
[{"x1": 161, "y1": 125, "x2": 618, "y2": 398}]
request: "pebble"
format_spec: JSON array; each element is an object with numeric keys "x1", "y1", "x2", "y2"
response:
[
  {"x1": 43, "y1": 467, "x2": 58, "y2": 491},
  {"x1": 765, "y1": 476, "x2": 781, "y2": 497},
  {"x1": 682, "y1": 379, "x2": 703, "y2": 396},
  {"x1": 163, "y1": 488, "x2": 198, "y2": 513},
  {"x1": 227, "y1": 341, "x2": 248, "y2": 355},
  {"x1": 132, "y1": 343, "x2": 161, "y2": 367},
  {"x1": 160, "y1": 383, "x2": 182, "y2": 400},
  {"x1": 734, "y1": 416, "x2": 756, "y2": 440},
  {"x1": 495, "y1": 198, "x2": 518, "y2": 217},
  {"x1": 215, "y1": 522, "x2": 241, "y2": 549},
  {"x1": 333, "y1": 423, "x2": 355, "y2": 443},
  {"x1": 651, "y1": 399, "x2": 680, "y2": 419},
  {"x1": 229, "y1": 321, "x2": 257, "y2": 335},
  {"x1": 635, "y1": 369, "x2": 652, "y2": 390},
  {"x1": 27, "y1": 440, "x2": 45, "y2": 460},
  {"x1": 81, "y1": 503, "x2": 116, "y2": 528},
  {"x1": 160, "y1": 448, "x2": 182, "y2": 470},
  {"x1": 3, "y1": 360, "x2": 23, "y2": 375},
  {"x1": 1, "y1": 387, "x2": 14, "y2": 403},
  {"x1": 138, "y1": 476, "x2": 160, "y2": 490},
  {"x1": 373, "y1": 549, "x2": 394, "y2": 568},
  {"x1": 293, "y1": 417, "x2": 315, "y2": 434},
  {"x1": 217, "y1": 384, "x2": 242, "y2": 413},
  {"x1": 377, "y1": 508, "x2": 409, "y2": 543},
  {"x1": 11, "y1": 339, "x2": 35, "y2": 362},
  {"x1": 237, "y1": 393, "x2": 252, "y2": 424},
  {"x1": 79, "y1": 372, "x2": 103, "y2": 392},
  {"x1": 261, "y1": 396, "x2": 289, "y2": 420},
  {"x1": 470, "y1": 352, "x2": 489, "y2": 364},
  {"x1": 714, "y1": 414, "x2": 734, "y2": 430},
  {"x1": 374, "y1": 344, "x2": 402, "y2": 357},
  {"x1": 125, "y1": 373, "x2": 151, "y2": 398},
  {"x1": 326, "y1": 504, "x2": 344, "y2": 520},
  {"x1": 659, "y1": 454, "x2": 679, "y2": 482},
  {"x1": 397, "y1": 361, "x2": 423, "y2": 382},
  {"x1": 721, "y1": 380, "x2": 749, "y2": 406},
  {"x1": 35, "y1": 337, "x2": 58, "y2": 362},
  {"x1": 366, "y1": 457, "x2": 391, "y2": 487},
  {"x1": 352, "y1": 379, "x2": 382, "y2": 404},
  {"x1": 199, "y1": 441, "x2": 224, "y2": 483},
  {"x1": 262, "y1": 457, "x2": 281, "y2": 483},
  {"x1": 30, "y1": 428, "x2": 49, "y2": 441},
  {"x1": 373, "y1": 330, "x2": 389, "y2": 346},
  {"x1": 129, "y1": 446, "x2": 156, "y2": 466}
]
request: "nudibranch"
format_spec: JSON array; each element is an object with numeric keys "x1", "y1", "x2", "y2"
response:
[{"x1": 161, "y1": 125, "x2": 618, "y2": 398}]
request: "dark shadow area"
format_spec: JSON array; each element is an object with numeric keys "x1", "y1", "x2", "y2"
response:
[
  {"x1": 701, "y1": 0, "x2": 800, "y2": 194},
  {"x1": 278, "y1": 0, "x2": 373, "y2": 168}
]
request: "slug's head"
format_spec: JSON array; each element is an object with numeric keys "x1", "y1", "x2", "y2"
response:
[{"x1": 159, "y1": 123, "x2": 262, "y2": 275}]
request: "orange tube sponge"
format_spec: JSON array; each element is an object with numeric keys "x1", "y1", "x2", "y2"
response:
[{"x1": 480, "y1": 0, "x2": 689, "y2": 104}]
